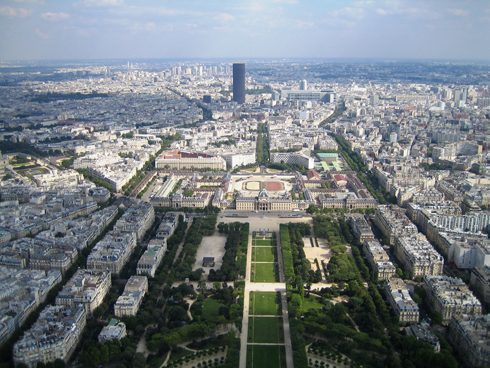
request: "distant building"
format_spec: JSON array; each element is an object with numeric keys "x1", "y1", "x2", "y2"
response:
[
  {"x1": 232, "y1": 63, "x2": 245, "y2": 104},
  {"x1": 449, "y1": 314, "x2": 490, "y2": 368},
  {"x1": 155, "y1": 150, "x2": 226, "y2": 171},
  {"x1": 270, "y1": 152, "x2": 314, "y2": 169},
  {"x1": 281, "y1": 89, "x2": 336, "y2": 102}
]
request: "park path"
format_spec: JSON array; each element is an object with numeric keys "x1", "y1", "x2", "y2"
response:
[{"x1": 239, "y1": 231, "x2": 294, "y2": 368}]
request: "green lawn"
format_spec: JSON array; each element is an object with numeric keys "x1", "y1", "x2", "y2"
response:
[
  {"x1": 252, "y1": 262, "x2": 278, "y2": 282},
  {"x1": 247, "y1": 345, "x2": 286, "y2": 368},
  {"x1": 302, "y1": 295, "x2": 324, "y2": 312},
  {"x1": 253, "y1": 246, "x2": 276, "y2": 262},
  {"x1": 254, "y1": 239, "x2": 274, "y2": 246},
  {"x1": 248, "y1": 316, "x2": 284, "y2": 343},
  {"x1": 250, "y1": 292, "x2": 281, "y2": 315},
  {"x1": 202, "y1": 298, "x2": 226, "y2": 323}
]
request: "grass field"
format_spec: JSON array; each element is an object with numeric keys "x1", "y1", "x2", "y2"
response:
[
  {"x1": 302, "y1": 295, "x2": 324, "y2": 312},
  {"x1": 252, "y1": 246, "x2": 276, "y2": 262},
  {"x1": 247, "y1": 345, "x2": 286, "y2": 368},
  {"x1": 254, "y1": 239, "x2": 274, "y2": 246},
  {"x1": 251, "y1": 262, "x2": 278, "y2": 282},
  {"x1": 202, "y1": 298, "x2": 226, "y2": 323},
  {"x1": 248, "y1": 316, "x2": 284, "y2": 343},
  {"x1": 250, "y1": 292, "x2": 280, "y2": 316}
]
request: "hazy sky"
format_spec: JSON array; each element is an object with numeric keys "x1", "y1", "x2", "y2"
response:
[{"x1": 0, "y1": 0, "x2": 489, "y2": 61}]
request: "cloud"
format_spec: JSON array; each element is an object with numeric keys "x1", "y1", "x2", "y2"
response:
[
  {"x1": 13, "y1": 0, "x2": 44, "y2": 4},
  {"x1": 214, "y1": 12, "x2": 235, "y2": 23},
  {"x1": 80, "y1": 0, "x2": 123, "y2": 7},
  {"x1": 41, "y1": 12, "x2": 70, "y2": 21},
  {"x1": 0, "y1": 6, "x2": 31, "y2": 17},
  {"x1": 272, "y1": 0, "x2": 298, "y2": 4},
  {"x1": 34, "y1": 27, "x2": 49, "y2": 39},
  {"x1": 447, "y1": 8, "x2": 469, "y2": 17}
]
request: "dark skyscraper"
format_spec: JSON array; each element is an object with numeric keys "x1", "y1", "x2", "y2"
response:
[{"x1": 232, "y1": 63, "x2": 245, "y2": 104}]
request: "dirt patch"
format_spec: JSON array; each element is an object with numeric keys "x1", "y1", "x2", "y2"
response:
[
  {"x1": 263, "y1": 181, "x2": 284, "y2": 191},
  {"x1": 193, "y1": 233, "x2": 227, "y2": 277}
]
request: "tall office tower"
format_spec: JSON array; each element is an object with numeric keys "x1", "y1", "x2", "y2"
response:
[
  {"x1": 233, "y1": 63, "x2": 246, "y2": 104},
  {"x1": 300, "y1": 79, "x2": 308, "y2": 90}
]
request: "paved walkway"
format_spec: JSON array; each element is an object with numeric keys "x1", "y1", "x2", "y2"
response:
[
  {"x1": 239, "y1": 234, "x2": 253, "y2": 368},
  {"x1": 275, "y1": 231, "x2": 294, "y2": 368}
]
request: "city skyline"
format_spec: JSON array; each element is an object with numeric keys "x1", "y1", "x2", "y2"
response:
[{"x1": 1, "y1": 0, "x2": 490, "y2": 61}]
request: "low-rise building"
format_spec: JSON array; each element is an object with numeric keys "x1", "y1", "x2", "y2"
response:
[
  {"x1": 405, "y1": 323, "x2": 440, "y2": 352},
  {"x1": 13, "y1": 305, "x2": 86, "y2": 368},
  {"x1": 235, "y1": 189, "x2": 295, "y2": 211},
  {"x1": 423, "y1": 275, "x2": 482, "y2": 324},
  {"x1": 449, "y1": 314, "x2": 490, "y2": 368},
  {"x1": 98, "y1": 319, "x2": 127, "y2": 343},
  {"x1": 114, "y1": 202, "x2": 155, "y2": 243},
  {"x1": 363, "y1": 240, "x2": 396, "y2": 280},
  {"x1": 137, "y1": 239, "x2": 167, "y2": 277},
  {"x1": 384, "y1": 278, "x2": 419, "y2": 324},
  {"x1": 87, "y1": 232, "x2": 137, "y2": 274},
  {"x1": 394, "y1": 235, "x2": 444, "y2": 279},
  {"x1": 374, "y1": 205, "x2": 418, "y2": 245},
  {"x1": 349, "y1": 214, "x2": 375, "y2": 242},
  {"x1": 470, "y1": 266, "x2": 490, "y2": 305},
  {"x1": 114, "y1": 276, "x2": 148, "y2": 317},
  {"x1": 56, "y1": 269, "x2": 111, "y2": 314},
  {"x1": 270, "y1": 151, "x2": 314, "y2": 170},
  {"x1": 155, "y1": 150, "x2": 226, "y2": 170}
]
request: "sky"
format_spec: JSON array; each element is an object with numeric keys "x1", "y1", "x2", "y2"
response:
[{"x1": 0, "y1": 0, "x2": 489, "y2": 61}]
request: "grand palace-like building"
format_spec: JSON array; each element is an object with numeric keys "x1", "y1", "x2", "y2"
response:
[{"x1": 235, "y1": 189, "x2": 304, "y2": 211}]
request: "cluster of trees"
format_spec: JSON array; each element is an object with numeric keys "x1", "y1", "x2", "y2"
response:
[
  {"x1": 160, "y1": 133, "x2": 183, "y2": 150},
  {"x1": 173, "y1": 215, "x2": 217, "y2": 280},
  {"x1": 211, "y1": 138, "x2": 237, "y2": 148},
  {"x1": 122, "y1": 156, "x2": 155, "y2": 195},
  {"x1": 210, "y1": 222, "x2": 249, "y2": 281},
  {"x1": 79, "y1": 338, "x2": 139, "y2": 368},
  {"x1": 31, "y1": 91, "x2": 109, "y2": 103},
  {"x1": 256, "y1": 123, "x2": 270, "y2": 164},
  {"x1": 286, "y1": 223, "x2": 322, "y2": 286},
  {"x1": 298, "y1": 214, "x2": 459, "y2": 368},
  {"x1": 313, "y1": 216, "x2": 344, "y2": 246},
  {"x1": 319, "y1": 101, "x2": 346, "y2": 127},
  {"x1": 76, "y1": 168, "x2": 114, "y2": 192},
  {"x1": 280, "y1": 224, "x2": 295, "y2": 283},
  {"x1": 0, "y1": 141, "x2": 49, "y2": 157}
]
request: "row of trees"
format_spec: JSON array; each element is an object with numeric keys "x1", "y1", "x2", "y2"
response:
[
  {"x1": 334, "y1": 134, "x2": 396, "y2": 204},
  {"x1": 173, "y1": 215, "x2": 217, "y2": 280},
  {"x1": 256, "y1": 123, "x2": 270, "y2": 164},
  {"x1": 210, "y1": 222, "x2": 249, "y2": 281}
]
